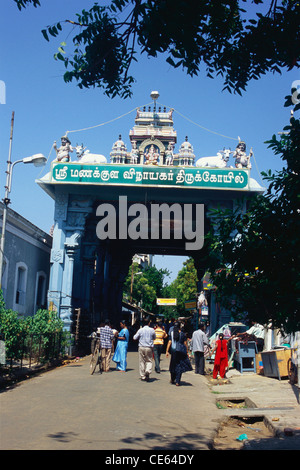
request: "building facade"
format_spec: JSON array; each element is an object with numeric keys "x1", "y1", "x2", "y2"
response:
[{"x1": 0, "y1": 202, "x2": 52, "y2": 315}]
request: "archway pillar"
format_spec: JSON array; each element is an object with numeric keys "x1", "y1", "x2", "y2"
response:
[
  {"x1": 47, "y1": 191, "x2": 92, "y2": 330},
  {"x1": 59, "y1": 232, "x2": 82, "y2": 330}
]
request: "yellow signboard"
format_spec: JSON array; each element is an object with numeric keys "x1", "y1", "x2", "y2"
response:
[{"x1": 156, "y1": 298, "x2": 177, "y2": 306}]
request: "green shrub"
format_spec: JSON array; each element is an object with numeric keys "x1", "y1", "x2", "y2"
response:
[
  {"x1": 0, "y1": 290, "x2": 68, "y2": 363},
  {"x1": 0, "y1": 308, "x2": 27, "y2": 360}
]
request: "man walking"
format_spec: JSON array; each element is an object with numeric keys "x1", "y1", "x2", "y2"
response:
[
  {"x1": 191, "y1": 323, "x2": 209, "y2": 375},
  {"x1": 99, "y1": 319, "x2": 115, "y2": 372},
  {"x1": 153, "y1": 321, "x2": 168, "y2": 373},
  {"x1": 133, "y1": 317, "x2": 156, "y2": 381}
]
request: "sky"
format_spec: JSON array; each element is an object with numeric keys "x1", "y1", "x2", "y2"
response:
[{"x1": 0, "y1": 0, "x2": 299, "y2": 282}]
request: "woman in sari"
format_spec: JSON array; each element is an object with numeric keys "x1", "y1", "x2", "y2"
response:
[
  {"x1": 166, "y1": 322, "x2": 193, "y2": 386},
  {"x1": 113, "y1": 320, "x2": 130, "y2": 371}
]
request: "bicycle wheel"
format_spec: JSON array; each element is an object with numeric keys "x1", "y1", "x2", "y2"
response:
[{"x1": 90, "y1": 346, "x2": 99, "y2": 375}]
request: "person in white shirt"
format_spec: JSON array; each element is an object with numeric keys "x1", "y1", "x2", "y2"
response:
[
  {"x1": 246, "y1": 322, "x2": 265, "y2": 339},
  {"x1": 133, "y1": 317, "x2": 156, "y2": 381},
  {"x1": 237, "y1": 321, "x2": 265, "y2": 352},
  {"x1": 190, "y1": 323, "x2": 209, "y2": 375}
]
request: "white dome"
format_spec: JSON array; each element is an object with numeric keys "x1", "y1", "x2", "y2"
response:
[
  {"x1": 110, "y1": 135, "x2": 127, "y2": 157},
  {"x1": 178, "y1": 136, "x2": 194, "y2": 156}
]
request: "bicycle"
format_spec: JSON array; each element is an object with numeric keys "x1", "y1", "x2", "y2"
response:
[{"x1": 90, "y1": 335, "x2": 103, "y2": 375}]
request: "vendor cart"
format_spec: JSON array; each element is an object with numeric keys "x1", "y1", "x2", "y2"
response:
[
  {"x1": 233, "y1": 340, "x2": 257, "y2": 373},
  {"x1": 260, "y1": 348, "x2": 292, "y2": 380}
]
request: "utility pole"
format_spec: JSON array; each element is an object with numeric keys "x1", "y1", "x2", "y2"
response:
[{"x1": 0, "y1": 111, "x2": 14, "y2": 290}]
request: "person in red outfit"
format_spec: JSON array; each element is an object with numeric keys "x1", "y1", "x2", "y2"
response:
[{"x1": 211, "y1": 333, "x2": 228, "y2": 379}]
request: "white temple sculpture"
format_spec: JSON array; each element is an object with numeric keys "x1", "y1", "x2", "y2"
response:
[
  {"x1": 232, "y1": 141, "x2": 253, "y2": 169},
  {"x1": 130, "y1": 141, "x2": 139, "y2": 164},
  {"x1": 177, "y1": 137, "x2": 195, "y2": 166},
  {"x1": 51, "y1": 90, "x2": 253, "y2": 173},
  {"x1": 165, "y1": 142, "x2": 174, "y2": 165},
  {"x1": 75, "y1": 144, "x2": 107, "y2": 163},
  {"x1": 196, "y1": 148, "x2": 232, "y2": 168},
  {"x1": 53, "y1": 135, "x2": 73, "y2": 162},
  {"x1": 110, "y1": 135, "x2": 128, "y2": 164},
  {"x1": 144, "y1": 144, "x2": 159, "y2": 165}
]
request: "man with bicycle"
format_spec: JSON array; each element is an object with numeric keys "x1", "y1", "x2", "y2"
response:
[{"x1": 99, "y1": 319, "x2": 116, "y2": 372}]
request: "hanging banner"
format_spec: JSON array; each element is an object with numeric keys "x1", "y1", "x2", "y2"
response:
[{"x1": 157, "y1": 298, "x2": 177, "y2": 306}]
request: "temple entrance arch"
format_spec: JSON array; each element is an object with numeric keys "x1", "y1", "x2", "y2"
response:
[{"x1": 37, "y1": 94, "x2": 264, "y2": 344}]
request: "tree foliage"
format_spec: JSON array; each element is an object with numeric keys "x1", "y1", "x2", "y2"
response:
[
  {"x1": 14, "y1": 0, "x2": 300, "y2": 98},
  {"x1": 122, "y1": 259, "x2": 198, "y2": 318},
  {"x1": 14, "y1": 0, "x2": 40, "y2": 8},
  {"x1": 123, "y1": 262, "x2": 170, "y2": 313},
  {"x1": 166, "y1": 258, "x2": 198, "y2": 317},
  {"x1": 207, "y1": 90, "x2": 300, "y2": 334}
]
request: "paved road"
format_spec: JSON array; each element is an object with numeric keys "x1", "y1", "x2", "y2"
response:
[{"x1": 0, "y1": 351, "x2": 219, "y2": 451}]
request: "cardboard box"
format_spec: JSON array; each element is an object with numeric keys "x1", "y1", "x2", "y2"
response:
[
  {"x1": 256, "y1": 353, "x2": 264, "y2": 375},
  {"x1": 275, "y1": 349, "x2": 291, "y2": 377}
]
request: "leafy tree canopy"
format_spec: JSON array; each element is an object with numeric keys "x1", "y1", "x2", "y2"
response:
[
  {"x1": 166, "y1": 258, "x2": 198, "y2": 317},
  {"x1": 207, "y1": 89, "x2": 300, "y2": 334},
  {"x1": 13, "y1": 0, "x2": 300, "y2": 98},
  {"x1": 123, "y1": 262, "x2": 170, "y2": 314},
  {"x1": 122, "y1": 259, "x2": 199, "y2": 318}
]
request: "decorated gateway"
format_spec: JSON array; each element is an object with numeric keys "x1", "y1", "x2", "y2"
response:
[{"x1": 37, "y1": 92, "x2": 264, "y2": 340}]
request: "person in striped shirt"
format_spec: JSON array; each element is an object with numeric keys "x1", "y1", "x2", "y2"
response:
[{"x1": 99, "y1": 319, "x2": 115, "y2": 372}]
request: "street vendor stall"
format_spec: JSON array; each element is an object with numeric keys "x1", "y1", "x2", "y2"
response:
[{"x1": 232, "y1": 340, "x2": 257, "y2": 373}]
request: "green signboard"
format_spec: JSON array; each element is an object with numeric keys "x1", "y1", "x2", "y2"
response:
[{"x1": 51, "y1": 163, "x2": 249, "y2": 190}]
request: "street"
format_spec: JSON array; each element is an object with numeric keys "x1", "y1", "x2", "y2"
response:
[{"x1": 0, "y1": 351, "x2": 219, "y2": 451}]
